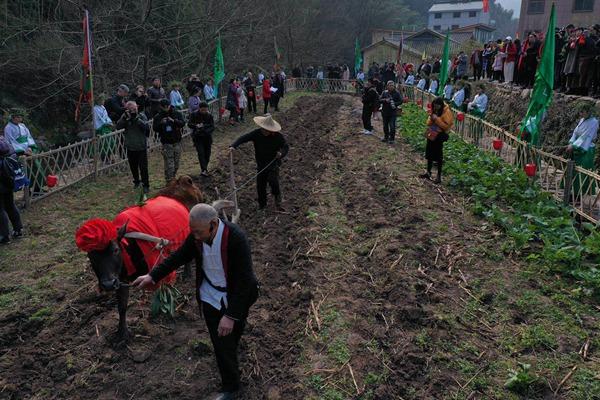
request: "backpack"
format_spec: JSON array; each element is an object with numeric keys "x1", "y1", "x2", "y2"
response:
[{"x1": 0, "y1": 155, "x2": 29, "y2": 192}]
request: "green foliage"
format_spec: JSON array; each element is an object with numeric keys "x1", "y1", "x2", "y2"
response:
[
  {"x1": 504, "y1": 363, "x2": 538, "y2": 394},
  {"x1": 29, "y1": 307, "x2": 52, "y2": 321},
  {"x1": 150, "y1": 284, "x2": 181, "y2": 318},
  {"x1": 518, "y1": 325, "x2": 557, "y2": 351},
  {"x1": 400, "y1": 104, "x2": 600, "y2": 297},
  {"x1": 327, "y1": 338, "x2": 351, "y2": 365},
  {"x1": 365, "y1": 371, "x2": 384, "y2": 386}
]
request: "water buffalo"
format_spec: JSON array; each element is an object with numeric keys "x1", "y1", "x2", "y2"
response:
[{"x1": 75, "y1": 176, "x2": 238, "y2": 342}]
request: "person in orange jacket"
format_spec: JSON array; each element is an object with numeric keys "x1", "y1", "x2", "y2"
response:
[{"x1": 420, "y1": 97, "x2": 454, "y2": 184}]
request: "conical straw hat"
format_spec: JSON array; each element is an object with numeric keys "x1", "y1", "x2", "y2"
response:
[{"x1": 253, "y1": 114, "x2": 281, "y2": 132}]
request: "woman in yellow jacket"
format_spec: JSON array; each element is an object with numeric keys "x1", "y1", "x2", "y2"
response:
[{"x1": 420, "y1": 97, "x2": 454, "y2": 183}]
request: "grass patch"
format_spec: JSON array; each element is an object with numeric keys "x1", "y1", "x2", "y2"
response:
[
  {"x1": 327, "y1": 337, "x2": 351, "y2": 365},
  {"x1": 29, "y1": 306, "x2": 52, "y2": 321}
]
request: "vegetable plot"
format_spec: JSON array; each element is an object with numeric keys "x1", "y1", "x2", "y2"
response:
[{"x1": 400, "y1": 104, "x2": 600, "y2": 298}]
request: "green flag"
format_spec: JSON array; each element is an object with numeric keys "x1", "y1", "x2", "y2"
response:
[
  {"x1": 437, "y1": 32, "x2": 450, "y2": 97},
  {"x1": 519, "y1": 3, "x2": 555, "y2": 146},
  {"x1": 354, "y1": 38, "x2": 363, "y2": 75},
  {"x1": 213, "y1": 36, "x2": 225, "y2": 97}
]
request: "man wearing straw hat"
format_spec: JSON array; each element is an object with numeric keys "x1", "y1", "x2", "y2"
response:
[{"x1": 229, "y1": 114, "x2": 288, "y2": 211}]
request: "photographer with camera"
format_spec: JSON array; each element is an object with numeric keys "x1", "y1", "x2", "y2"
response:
[
  {"x1": 117, "y1": 101, "x2": 150, "y2": 193},
  {"x1": 188, "y1": 102, "x2": 215, "y2": 177},
  {"x1": 380, "y1": 80, "x2": 403, "y2": 144},
  {"x1": 153, "y1": 98, "x2": 185, "y2": 183}
]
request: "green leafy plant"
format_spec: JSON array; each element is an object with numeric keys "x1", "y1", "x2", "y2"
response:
[
  {"x1": 504, "y1": 363, "x2": 537, "y2": 393},
  {"x1": 150, "y1": 284, "x2": 181, "y2": 318}
]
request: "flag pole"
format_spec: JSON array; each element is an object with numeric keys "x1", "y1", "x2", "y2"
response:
[
  {"x1": 81, "y1": 7, "x2": 99, "y2": 179},
  {"x1": 85, "y1": 8, "x2": 96, "y2": 139}
]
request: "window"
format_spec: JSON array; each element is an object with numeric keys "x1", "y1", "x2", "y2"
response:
[
  {"x1": 469, "y1": 11, "x2": 477, "y2": 17},
  {"x1": 433, "y1": 25, "x2": 442, "y2": 30},
  {"x1": 434, "y1": 12, "x2": 442, "y2": 19},
  {"x1": 527, "y1": 0, "x2": 545, "y2": 14},
  {"x1": 452, "y1": 24, "x2": 460, "y2": 29},
  {"x1": 573, "y1": 0, "x2": 594, "y2": 11},
  {"x1": 453, "y1": 11, "x2": 461, "y2": 18}
]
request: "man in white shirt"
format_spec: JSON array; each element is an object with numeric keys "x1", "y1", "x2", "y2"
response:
[
  {"x1": 134, "y1": 204, "x2": 258, "y2": 400},
  {"x1": 428, "y1": 77, "x2": 439, "y2": 95},
  {"x1": 467, "y1": 84, "x2": 488, "y2": 117},
  {"x1": 565, "y1": 103, "x2": 599, "y2": 198},
  {"x1": 204, "y1": 79, "x2": 216, "y2": 101},
  {"x1": 3, "y1": 109, "x2": 36, "y2": 156},
  {"x1": 4, "y1": 108, "x2": 47, "y2": 194},
  {"x1": 416, "y1": 77, "x2": 427, "y2": 90},
  {"x1": 444, "y1": 83, "x2": 453, "y2": 100},
  {"x1": 452, "y1": 86, "x2": 465, "y2": 109},
  {"x1": 93, "y1": 97, "x2": 114, "y2": 136}
]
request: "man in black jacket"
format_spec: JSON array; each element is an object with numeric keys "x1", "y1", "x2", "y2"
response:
[
  {"x1": 271, "y1": 72, "x2": 285, "y2": 112},
  {"x1": 133, "y1": 203, "x2": 259, "y2": 400},
  {"x1": 147, "y1": 77, "x2": 166, "y2": 118},
  {"x1": 116, "y1": 101, "x2": 150, "y2": 192},
  {"x1": 188, "y1": 102, "x2": 215, "y2": 177},
  {"x1": 242, "y1": 72, "x2": 257, "y2": 114},
  {"x1": 361, "y1": 79, "x2": 379, "y2": 135},
  {"x1": 186, "y1": 74, "x2": 204, "y2": 96},
  {"x1": 104, "y1": 84, "x2": 129, "y2": 123},
  {"x1": 380, "y1": 81, "x2": 403, "y2": 144},
  {"x1": 230, "y1": 114, "x2": 289, "y2": 210},
  {"x1": 153, "y1": 99, "x2": 185, "y2": 183}
]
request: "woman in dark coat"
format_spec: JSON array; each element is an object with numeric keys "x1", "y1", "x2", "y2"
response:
[
  {"x1": 420, "y1": 97, "x2": 454, "y2": 184},
  {"x1": 0, "y1": 137, "x2": 23, "y2": 244},
  {"x1": 226, "y1": 78, "x2": 239, "y2": 125}
]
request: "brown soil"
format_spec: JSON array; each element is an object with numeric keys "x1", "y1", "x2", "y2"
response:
[{"x1": 0, "y1": 95, "x2": 597, "y2": 400}]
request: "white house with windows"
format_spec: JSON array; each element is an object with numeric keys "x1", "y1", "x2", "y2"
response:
[{"x1": 428, "y1": 1, "x2": 491, "y2": 32}]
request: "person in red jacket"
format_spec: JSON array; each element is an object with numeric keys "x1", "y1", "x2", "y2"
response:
[
  {"x1": 262, "y1": 78, "x2": 272, "y2": 115},
  {"x1": 503, "y1": 36, "x2": 518, "y2": 84}
]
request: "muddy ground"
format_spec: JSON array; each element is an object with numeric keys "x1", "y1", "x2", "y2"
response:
[{"x1": 0, "y1": 95, "x2": 598, "y2": 400}]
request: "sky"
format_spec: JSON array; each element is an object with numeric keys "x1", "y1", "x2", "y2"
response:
[{"x1": 496, "y1": 0, "x2": 522, "y2": 18}]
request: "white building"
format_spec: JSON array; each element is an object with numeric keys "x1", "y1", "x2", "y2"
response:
[{"x1": 428, "y1": 1, "x2": 491, "y2": 32}]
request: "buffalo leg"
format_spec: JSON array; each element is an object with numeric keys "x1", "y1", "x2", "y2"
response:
[{"x1": 116, "y1": 285, "x2": 130, "y2": 341}]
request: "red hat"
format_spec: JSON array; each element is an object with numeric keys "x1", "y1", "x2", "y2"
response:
[{"x1": 75, "y1": 218, "x2": 117, "y2": 252}]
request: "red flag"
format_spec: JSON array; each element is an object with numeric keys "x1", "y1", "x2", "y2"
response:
[
  {"x1": 483, "y1": 0, "x2": 490, "y2": 12},
  {"x1": 75, "y1": 9, "x2": 94, "y2": 121}
]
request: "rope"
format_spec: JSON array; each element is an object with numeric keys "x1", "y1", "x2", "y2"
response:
[{"x1": 223, "y1": 157, "x2": 278, "y2": 200}]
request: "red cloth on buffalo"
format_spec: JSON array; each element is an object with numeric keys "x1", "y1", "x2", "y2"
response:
[
  {"x1": 75, "y1": 218, "x2": 117, "y2": 252},
  {"x1": 113, "y1": 196, "x2": 190, "y2": 289}
]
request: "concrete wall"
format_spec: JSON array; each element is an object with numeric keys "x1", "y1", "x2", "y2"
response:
[
  {"x1": 518, "y1": 0, "x2": 598, "y2": 36},
  {"x1": 363, "y1": 43, "x2": 423, "y2": 69}
]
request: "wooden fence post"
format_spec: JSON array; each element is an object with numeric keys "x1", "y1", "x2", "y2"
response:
[
  {"x1": 93, "y1": 136, "x2": 99, "y2": 180},
  {"x1": 563, "y1": 160, "x2": 575, "y2": 206}
]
